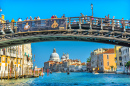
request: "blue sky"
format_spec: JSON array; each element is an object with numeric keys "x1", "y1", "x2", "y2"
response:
[{"x1": 0, "y1": 0, "x2": 129, "y2": 68}]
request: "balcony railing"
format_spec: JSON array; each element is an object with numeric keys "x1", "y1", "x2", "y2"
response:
[{"x1": 0, "y1": 51, "x2": 3, "y2": 55}]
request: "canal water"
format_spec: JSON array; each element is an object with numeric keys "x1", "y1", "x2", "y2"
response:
[{"x1": 0, "y1": 72, "x2": 130, "y2": 86}]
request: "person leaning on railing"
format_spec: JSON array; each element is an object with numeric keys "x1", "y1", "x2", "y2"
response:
[
  {"x1": 54, "y1": 15, "x2": 57, "y2": 18},
  {"x1": 37, "y1": 16, "x2": 40, "y2": 20},
  {"x1": 34, "y1": 17, "x2": 37, "y2": 20}
]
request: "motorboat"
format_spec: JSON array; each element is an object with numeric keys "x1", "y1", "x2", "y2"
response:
[{"x1": 56, "y1": 71, "x2": 61, "y2": 73}]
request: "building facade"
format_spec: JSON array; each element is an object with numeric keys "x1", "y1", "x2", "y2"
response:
[
  {"x1": 91, "y1": 48, "x2": 116, "y2": 73},
  {"x1": 98, "y1": 49, "x2": 116, "y2": 72},
  {"x1": 91, "y1": 48, "x2": 107, "y2": 71},
  {"x1": 121, "y1": 47, "x2": 130, "y2": 73},
  {"x1": 0, "y1": 43, "x2": 33, "y2": 76}
]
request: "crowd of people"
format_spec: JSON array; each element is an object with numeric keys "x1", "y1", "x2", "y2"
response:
[
  {"x1": 15, "y1": 14, "x2": 66, "y2": 22},
  {"x1": 4, "y1": 14, "x2": 130, "y2": 29}
]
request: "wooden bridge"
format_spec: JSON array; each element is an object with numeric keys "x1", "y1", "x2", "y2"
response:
[{"x1": 0, "y1": 16, "x2": 130, "y2": 48}]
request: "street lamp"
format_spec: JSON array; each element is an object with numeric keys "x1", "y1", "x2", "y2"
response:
[
  {"x1": 91, "y1": 3, "x2": 93, "y2": 16},
  {"x1": 0, "y1": 7, "x2": 2, "y2": 12}
]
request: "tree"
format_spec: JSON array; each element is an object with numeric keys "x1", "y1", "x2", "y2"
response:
[
  {"x1": 125, "y1": 61, "x2": 130, "y2": 74},
  {"x1": 87, "y1": 56, "x2": 91, "y2": 62}
]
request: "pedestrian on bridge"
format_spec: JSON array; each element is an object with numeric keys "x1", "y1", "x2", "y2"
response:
[
  {"x1": 34, "y1": 17, "x2": 37, "y2": 20},
  {"x1": 30, "y1": 16, "x2": 33, "y2": 20},
  {"x1": 51, "y1": 15, "x2": 54, "y2": 19},
  {"x1": 25, "y1": 17, "x2": 29, "y2": 21},
  {"x1": 37, "y1": 16, "x2": 40, "y2": 20},
  {"x1": 73, "y1": 20, "x2": 76, "y2": 24},
  {"x1": 62, "y1": 14, "x2": 65, "y2": 18},
  {"x1": 54, "y1": 15, "x2": 57, "y2": 18},
  {"x1": 80, "y1": 13, "x2": 84, "y2": 24}
]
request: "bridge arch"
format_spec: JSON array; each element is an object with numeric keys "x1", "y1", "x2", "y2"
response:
[{"x1": 0, "y1": 30, "x2": 130, "y2": 48}]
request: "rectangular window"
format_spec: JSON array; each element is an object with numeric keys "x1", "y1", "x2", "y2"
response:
[
  {"x1": 107, "y1": 62, "x2": 109, "y2": 66},
  {"x1": 0, "y1": 66, "x2": 1, "y2": 70},
  {"x1": 17, "y1": 59, "x2": 18, "y2": 64},
  {"x1": 119, "y1": 49, "x2": 121, "y2": 52},
  {"x1": 120, "y1": 63, "x2": 122, "y2": 66},
  {"x1": 6, "y1": 58, "x2": 7, "y2": 63},
  {"x1": 107, "y1": 55, "x2": 109, "y2": 59},
  {"x1": 119, "y1": 57, "x2": 122, "y2": 61},
  {"x1": 0, "y1": 57, "x2": 1, "y2": 62}
]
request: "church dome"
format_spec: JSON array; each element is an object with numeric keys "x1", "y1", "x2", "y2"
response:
[
  {"x1": 61, "y1": 53, "x2": 66, "y2": 61},
  {"x1": 49, "y1": 48, "x2": 60, "y2": 62},
  {"x1": 61, "y1": 55, "x2": 66, "y2": 59}
]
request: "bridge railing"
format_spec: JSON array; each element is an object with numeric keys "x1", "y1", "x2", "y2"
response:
[
  {"x1": 0, "y1": 17, "x2": 130, "y2": 35},
  {"x1": 68, "y1": 16, "x2": 130, "y2": 32},
  {"x1": 0, "y1": 18, "x2": 67, "y2": 34}
]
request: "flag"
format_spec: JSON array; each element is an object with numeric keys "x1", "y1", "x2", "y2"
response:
[
  {"x1": 34, "y1": 59, "x2": 35, "y2": 62},
  {"x1": 34, "y1": 54, "x2": 35, "y2": 58}
]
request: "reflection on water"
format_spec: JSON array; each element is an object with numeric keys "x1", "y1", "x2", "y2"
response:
[{"x1": 0, "y1": 72, "x2": 130, "y2": 86}]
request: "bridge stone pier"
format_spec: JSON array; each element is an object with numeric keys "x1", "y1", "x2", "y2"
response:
[{"x1": 0, "y1": 16, "x2": 130, "y2": 48}]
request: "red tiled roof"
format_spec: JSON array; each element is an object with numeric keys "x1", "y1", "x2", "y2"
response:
[
  {"x1": 97, "y1": 49, "x2": 114, "y2": 55},
  {"x1": 81, "y1": 63, "x2": 86, "y2": 65}
]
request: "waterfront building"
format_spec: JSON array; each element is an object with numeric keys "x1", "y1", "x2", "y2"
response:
[
  {"x1": 91, "y1": 48, "x2": 116, "y2": 72},
  {"x1": 114, "y1": 46, "x2": 123, "y2": 74},
  {"x1": 97, "y1": 49, "x2": 116, "y2": 72},
  {"x1": 44, "y1": 48, "x2": 85, "y2": 72},
  {"x1": 86, "y1": 62, "x2": 91, "y2": 72},
  {"x1": 44, "y1": 61, "x2": 55, "y2": 72},
  {"x1": 114, "y1": 46, "x2": 122, "y2": 66},
  {"x1": 0, "y1": 43, "x2": 33, "y2": 76},
  {"x1": 61, "y1": 53, "x2": 69, "y2": 61},
  {"x1": 69, "y1": 62, "x2": 86, "y2": 72},
  {"x1": 22, "y1": 43, "x2": 33, "y2": 75},
  {"x1": 91, "y1": 48, "x2": 107, "y2": 71},
  {"x1": 0, "y1": 45, "x2": 23, "y2": 76},
  {"x1": 121, "y1": 47, "x2": 130, "y2": 73}
]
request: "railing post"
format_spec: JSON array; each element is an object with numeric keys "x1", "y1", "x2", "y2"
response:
[
  {"x1": 123, "y1": 21, "x2": 126, "y2": 32},
  {"x1": 69, "y1": 18, "x2": 71, "y2": 29},
  {"x1": 101, "y1": 18, "x2": 103, "y2": 30},
  {"x1": 15, "y1": 22, "x2": 17, "y2": 33},
  {"x1": 112, "y1": 19, "x2": 114, "y2": 31},
  {"x1": 79, "y1": 17, "x2": 81, "y2": 29},
  {"x1": 2, "y1": 23, "x2": 4, "y2": 31},
  {"x1": 90, "y1": 17, "x2": 92, "y2": 30}
]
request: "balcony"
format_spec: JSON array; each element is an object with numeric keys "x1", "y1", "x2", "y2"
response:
[
  {"x1": 0, "y1": 51, "x2": 3, "y2": 55},
  {"x1": 10, "y1": 53, "x2": 16, "y2": 57},
  {"x1": 17, "y1": 55, "x2": 20, "y2": 58},
  {"x1": 5, "y1": 52, "x2": 10, "y2": 56},
  {"x1": 13, "y1": 54, "x2": 16, "y2": 57}
]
